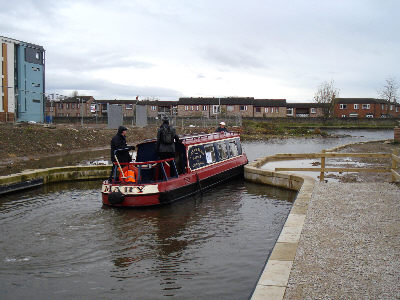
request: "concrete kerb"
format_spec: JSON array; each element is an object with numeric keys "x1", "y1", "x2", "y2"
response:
[
  {"x1": 0, "y1": 165, "x2": 111, "y2": 194},
  {"x1": 245, "y1": 157, "x2": 316, "y2": 300}
]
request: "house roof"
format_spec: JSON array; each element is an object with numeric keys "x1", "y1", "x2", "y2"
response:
[
  {"x1": 136, "y1": 100, "x2": 179, "y2": 106},
  {"x1": 178, "y1": 97, "x2": 255, "y2": 105},
  {"x1": 253, "y1": 99, "x2": 287, "y2": 107},
  {"x1": 46, "y1": 96, "x2": 94, "y2": 103},
  {"x1": 335, "y1": 98, "x2": 387, "y2": 104},
  {"x1": 287, "y1": 102, "x2": 325, "y2": 108},
  {"x1": 95, "y1": 99, "x2": 138, "y2": 105}
]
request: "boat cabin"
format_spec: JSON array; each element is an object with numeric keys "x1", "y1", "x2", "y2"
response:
[{"x1": 128, "y1": 132, "x2": 243, "y2": 184}]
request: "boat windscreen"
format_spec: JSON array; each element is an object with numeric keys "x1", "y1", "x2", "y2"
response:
[{"x1": 136, "y1": 141, "x2": 158, "y2": 162}]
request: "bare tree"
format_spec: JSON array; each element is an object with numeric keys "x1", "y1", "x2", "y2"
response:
[
  {"x1": 378, "y1": 77, "x2": 399, "y2": 103},
  {"x1": 314, "y1": 80, "x2": 339, "y2": 119}
]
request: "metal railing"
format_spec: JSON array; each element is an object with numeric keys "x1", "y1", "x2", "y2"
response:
[
  {"x1": 112, "y1": 158, "x2": 179, "y2": 184},
  {"x1": 271, "y1": 148, "x2": 400, "y2": 182}
]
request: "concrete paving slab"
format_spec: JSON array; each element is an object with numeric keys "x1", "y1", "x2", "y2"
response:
[
  {"x1": 258, "y1": 260, "x2": 293, "y2": 286},
  {"x1": 251, "y1": 285, "x2": 286, "y2": 300},
  {"x1": 277, "y1": 226, "x2": 303, "y2": 243},
  {"x1": 269, "y1": 242, "x2": 298, "y2": 261}
]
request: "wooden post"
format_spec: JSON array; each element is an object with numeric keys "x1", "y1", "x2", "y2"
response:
[
  {"x1": 392, "y1": 148, "x2": 399, "y2": 182},
  {"x1": 320, "y1": 150, "x2": 326, "y2": 182}
]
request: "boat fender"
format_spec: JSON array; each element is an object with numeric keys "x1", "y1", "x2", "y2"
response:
[{"x1": 108, "y1": 191, "x2": 125, "y2": 205}]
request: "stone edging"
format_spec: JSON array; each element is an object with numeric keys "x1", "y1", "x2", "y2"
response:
[
  {"x1": 245, "y1": 156, "x2": 316, "y2": 300},
  {"x1": 0, "y1": 165, "x2": 111, "y2": 195}
]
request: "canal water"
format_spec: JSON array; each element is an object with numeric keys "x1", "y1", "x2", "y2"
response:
[
  {"x1": 0, "y1": 179, "x2": 296, "y2": 299},
  {"x1": 0, "y1": 129, "x2": 392, "y2": 299}
]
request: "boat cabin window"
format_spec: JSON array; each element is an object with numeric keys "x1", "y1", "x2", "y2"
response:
[
  {"x1": 204, "y1": 143, "x2": 217, "y2": 164},
  {"x1": 229, "y1": 140, "x2": 239, "y2": 157},
  {"x1": 217, "y1": 142, "x2": 228, "y2": 160},
  {"x1": 188, "y1": 137, "x2": 243, "y2": 171}
]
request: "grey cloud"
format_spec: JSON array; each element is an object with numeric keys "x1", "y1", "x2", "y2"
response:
[
  {"x1": 47, "y1": 52, "x2": 153, "y2": 72},
  {"x1": 46, "y1": 73, "x2": 182, "y2": 99},
  {"x1": 202, "y1": 47, "x2": 266, "y2": 70}
]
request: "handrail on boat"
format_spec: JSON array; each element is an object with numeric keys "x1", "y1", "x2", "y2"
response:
[{"x1": 112, "y1": 158, "x2": 178, "y2": 184}]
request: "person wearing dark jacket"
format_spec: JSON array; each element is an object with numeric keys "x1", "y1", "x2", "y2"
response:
[
  {"x1": 109, "y1": 126, "x2": 135, "y2": 181},
  {"x1": 156, "y1": 116, "x2": 179, "y2": 160},
  {"x1": 216, "y1": 121, "x2": 228, "y2": 132}
]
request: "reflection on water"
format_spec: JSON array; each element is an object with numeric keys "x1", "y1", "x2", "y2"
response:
[{"x1": 0, "y1": 179, "x2": 296, "y2": 299}]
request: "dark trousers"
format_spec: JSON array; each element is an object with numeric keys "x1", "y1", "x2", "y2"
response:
[
  {"x1": 158, "y1": 152, "x2": 176, "y2": 177},
  {"x1": 109, "y1": 164, "x2": 118, "y2": 182}
]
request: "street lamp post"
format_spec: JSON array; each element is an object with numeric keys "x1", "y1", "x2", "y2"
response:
[{"x1": 78, "y1": 98, "x2": 83, "y2": 127}]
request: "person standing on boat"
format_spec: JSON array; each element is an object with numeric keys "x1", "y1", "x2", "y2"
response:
[
  {"x1": 216, "y1": 121, "x2": 228, "y2": 133},
  {"x1": 156, "y1": 116, "x2": 180, "y2": 160},
  {"x1": 109, "y1": 126, "x2": 135, "y2": 181}
]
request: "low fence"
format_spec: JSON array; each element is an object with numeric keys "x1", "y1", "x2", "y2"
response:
[{"x1": 271, "y1": 149, "x2": 400, "y2": 182}]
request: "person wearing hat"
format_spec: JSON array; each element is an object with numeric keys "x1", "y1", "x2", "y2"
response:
[
  {"x1": 216, "y1": 121, "x2": 228, "y2": 133},
  {"x1": 156, "y1": 116, "x2": 180, "y2": 161},
  {"x1": 109, "y1": 126, "x2": 135, "y2": 181}
]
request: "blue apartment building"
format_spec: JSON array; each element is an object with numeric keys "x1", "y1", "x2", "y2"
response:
[{"x1": 1, "y1": 36, "x2": 45, "y2": 123}]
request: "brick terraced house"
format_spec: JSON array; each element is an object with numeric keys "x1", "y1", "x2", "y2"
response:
[
  {"x1": 333, "y1": 98, "x2": 400, "y2": 119},
  {"x1": 286, "y1": 103, "x2": 325, "y2": 118},
  {"x1": 46, "y1": 96, "x2": 95, "y2": 118},
  {"x1": 177, "y1": 97, "x2": 287, "y2": 118}
]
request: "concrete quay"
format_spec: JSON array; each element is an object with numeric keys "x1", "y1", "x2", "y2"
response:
[{"x1": 245, "y1": 156, "x2": 400, "y2": 299}]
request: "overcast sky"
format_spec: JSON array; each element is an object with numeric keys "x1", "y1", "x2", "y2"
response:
[{"x1": 1, "y1": 0, "x2": 399, "y2": 101}]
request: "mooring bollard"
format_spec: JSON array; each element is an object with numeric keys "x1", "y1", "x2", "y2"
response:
[{"x1": 394, "y1": 126, "x2": 400, "y2": 143}]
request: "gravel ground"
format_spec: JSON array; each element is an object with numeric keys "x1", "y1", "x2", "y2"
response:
[{"x1": 284, "y1": 182, "x2": 400, "y2": 300}]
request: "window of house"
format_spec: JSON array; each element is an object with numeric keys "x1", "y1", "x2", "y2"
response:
[
  {"x1": 396, "y1": 107, "x2": 399, "y2": 112},
  {"x1": 390, "y1": 105, "x2": 393, "y2": 111},
  {"x1": 196, "y1": 105, "x2": 199, "y2": 111},
  {"x1": 32, "y1": 67, "x2": 40, "y2": 71},
  {"x1": 362, "y1": 104, "x2": 370, "y2": 109},
  {"x1": 354, "y1": 104, "x2": 359, "y2": 109},
  {"x1": 190, "y1": 105, "x2": 193, "y2": 111},
  {"x1": 255, "y1": 107, "x2": 261, "y2": 113},
  {"x1": 265, "y1": 107, "x2": 269, "y2": 113},
  {"x1": 77, "y1": 113, "x2": 80, "y2": 117},
  {"x1": 271, "y1": 108, "x2": 275, "y2": 113},
  {"x1": 32, "y1": 83, "x2": 40, "y2": 87},
  {"x1": 204, "y1": 144, "x2": 216, "y2": 164},
  {"x1": 126, "y1": 104, "x2": 133, "y2": 110},
  {"x1": 71, "y1": 103, "x2": 75, "y2": 109},
  {"x1": 227, "y1": 105, "x2": 234, "y2": 112},
  {"x1": 341, "y1": 115, "x2": 346, "y2": 118},
  {"x1": 240, "y1": 105, "x2": 247, "y2": 111},
  {"x1": 311, "y1": 108, "x2": 316, "y2": 114},
  {"x1": 287, "y1": 108, "x2": 293, "y2": 115},
  {"x1": 203, "y1": 105, "x2": 207, "y2": 111},
  {"x1": 229, "y1": 140, "x2": 239, "y2": 157},
  {"x1": 151, "y1": 106, "x2": 157, "y2": 111},
  {"x1": 35, "y1": 52, "x2": 40, "y2": 59},
  {"x1": 66, "y1": 113, "x2": 69, "y2": 117},
  {"x1": 212, "y1": 105, "x2": 220, "y2": 114},
  {"x1": 366, "y1": 114, "x2": 374, "y2": 118},
  {"x1": 50, "y1": 107, "x2": 53, "y2": 112},
  {"x1": 77, "y1": 103, "x2": 80, "y2": 109},
  {"x1": 340, "y1": 104, "x2": 347, "y2": 109},
  {"x1": 381, "y1": 104, "x2": 384, "y2": 110},
  {"x1": 185, "y1": 105, "x2": 189, "y2": 111},
  {"x1": 66, "y1": 103, "x2": 69, "y2": 109},
  {"x1": 217, "y1": 142, "x2": 228, "y2": 160},
  {"x1": 275, "y1": 107, "x2": 279, "y2": 113}
]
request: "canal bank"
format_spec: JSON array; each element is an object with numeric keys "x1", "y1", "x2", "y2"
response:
[{"x1": 245, "y1": 145, "x2": 400, "y2": 299}]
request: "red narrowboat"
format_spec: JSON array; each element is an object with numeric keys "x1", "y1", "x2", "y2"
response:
[{"x1": 102, "y1": 132, "x2": 248, "y2": 207}]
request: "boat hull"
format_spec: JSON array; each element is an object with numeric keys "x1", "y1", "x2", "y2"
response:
[{"x1": 102, "y1": 155, "x2": 247, "y2": 207}]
